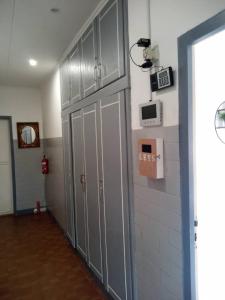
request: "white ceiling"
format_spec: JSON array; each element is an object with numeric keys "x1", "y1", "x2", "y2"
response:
[{"x1": 0, "y1": 0, "x2": 101, "y2": 87}]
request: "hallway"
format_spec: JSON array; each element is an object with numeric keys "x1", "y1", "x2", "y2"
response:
[{"x1": 0, "y1": 213, "x2": 108, "y2": 300}]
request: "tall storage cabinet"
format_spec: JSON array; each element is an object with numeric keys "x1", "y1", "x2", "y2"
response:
[{"x1": 61, "y1": 1, "x2": 133, "y2": 299}]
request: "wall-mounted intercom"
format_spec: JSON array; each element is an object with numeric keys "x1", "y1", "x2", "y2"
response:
[
  {"x1": 138, "y1": 138, "x2": 164, "y2": 179},
  {"x1": 139, "y1": 100, "x2": 162, "y2": 127},
  {"x1": 150, "y1": 67, "x2": 174, "y2": 92}
]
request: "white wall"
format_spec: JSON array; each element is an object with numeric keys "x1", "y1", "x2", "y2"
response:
[
  {"x1": 0, "y1": 85, "x2": 45, "y2": 212},
  {"x1": 128, "y1": 0, "x2": 151, "y2": 130},
  {"x1": 129, "y1": 0, "x2": 225, "y2": 129},
  {"x1": 0, "y1": 85, "x2": 43, "y2": 139},
  {"x1": 41, "y1": 69, "x2": 62, "y2": 138},
  {"x1": 128, "y1": 1, "x2": 225, "y2": 299}
]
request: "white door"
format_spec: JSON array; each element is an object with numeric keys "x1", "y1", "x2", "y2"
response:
[
  {"x1": 0, "y1": 119, "x2": 13, "y2": 215},
  {"x1": 193, "y1": 28, "x2": 225, "y2": 300}
]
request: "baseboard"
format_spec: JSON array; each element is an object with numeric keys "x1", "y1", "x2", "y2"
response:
[
  {"x1": 15, "y1": 209, "x2": 34, "y2": 216},
  {"x1": 16, "y1": 207, "x2": 47, "y2": 216}
]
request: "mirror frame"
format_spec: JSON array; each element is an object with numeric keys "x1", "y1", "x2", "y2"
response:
[{"x1": 17, "y1": 122, "x2": 40, "y2": 148}]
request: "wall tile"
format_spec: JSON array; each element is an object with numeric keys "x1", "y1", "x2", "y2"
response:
[{"x1": 132, "y1": 126, "x2": 183, "y2": 300}]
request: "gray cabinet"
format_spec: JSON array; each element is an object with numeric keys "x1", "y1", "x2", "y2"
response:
[
  {"x1": 60, "y1": 1, "x2": 132, "y2": 299},
  {"x1": 60, "y1": 0, "x2": 125, "y2": 110},
  {"x1": 70, "y1": 92, "x2": 132, "y2": 300},
  {"x1": 69, "y1": 42, "x2": 82, "y2": 103},
  {"x1": 81, "y1": 23, "x2": 98, "y2": 98},
  {"x1": 60, "y1": 59, "x2": 70, "y2": 109},
  {"x1": 97, "y1": 0, "x2": 124, "y2": 87},
  {"x1": 71, "y1": 111, "x2": 87, "y2": 258},
  {"x1": 62, "y1": 116, "x2": 75, "y2": 245}
]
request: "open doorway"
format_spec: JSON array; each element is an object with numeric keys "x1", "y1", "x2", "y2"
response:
[
  {"x1": 178, "y1": 9, "x2": 225, "y2": 300},
  {"x1": 0, "y1": 117, "x2": 16, "y2": 215},
  {"x1": 193, "y1": 28, "x2": 225, "y2": 300}
]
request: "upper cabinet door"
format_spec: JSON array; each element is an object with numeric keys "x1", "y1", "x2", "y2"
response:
[
  {"x1": 69, "y1": 42, "x2": 82, "y2": 103},
  {"x1": 81, "y1": 23, "x2": 98, "y2": 98},
  {"x1": 97, "y1": 0, "x2": 124, "y2": 88},
  {"x1": 60, "y1": 59, "x2": 71, "y2": 109}
]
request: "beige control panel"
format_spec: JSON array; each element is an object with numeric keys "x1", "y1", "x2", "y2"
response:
[{"x1": 138, "y1": 138, "x2": 164, "y2": 179}]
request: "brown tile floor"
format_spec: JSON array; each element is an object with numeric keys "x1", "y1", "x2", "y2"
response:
[{"x1": 0, "y1": 213, "x2": 108, "y2": 300}]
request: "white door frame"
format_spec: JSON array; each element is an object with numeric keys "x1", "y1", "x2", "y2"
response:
[
  {"x1": 0, "y1": 116, "x2": 16, "y2": 214},
  {"x1": 178, "y1": 9, "x2": 225, "y2": 300}
]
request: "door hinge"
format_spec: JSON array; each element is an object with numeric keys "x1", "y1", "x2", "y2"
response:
[
  {"x1": 195, "y1": 232, "x2": 197, "y2": 242},
  {"x1": 194, "y1": 219, "x2": 198, "y2": 244}
]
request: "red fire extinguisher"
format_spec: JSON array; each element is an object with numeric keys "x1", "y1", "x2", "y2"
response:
[{"x1": 41, "y1": 155, "x2": 49, "y2": 175}]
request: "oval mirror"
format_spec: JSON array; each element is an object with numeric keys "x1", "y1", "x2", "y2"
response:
[
  {"x1": 21, "y1": 126, "x2": 36, "y2": 145},
  {"x1": 215, "y1": 101, "x2": 225, "y2": 144}
]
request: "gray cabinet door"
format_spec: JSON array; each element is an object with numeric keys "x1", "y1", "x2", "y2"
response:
[
  {"x1": 81, "y1": 23, "x2": 98, "y2": 98},
  {"x1": 71, "y1": 111, "x2": 87, "y2": 259},
  {"x1": 83, "y1": 104, "x2": 103, "y2": 281},
  {"x1": 62, "y1": 116, "x2": 75, "y2": 245},
  {"x1": 60, "y1": 59, "x2": 70, "y2": 109},
  {"x1": 98, "y1": 92, "x2": 132, "y2": 300},
  {"x1": 97, "y1": 0, "x2": 124, "y2": 88},
  {"x1": 69, "y1": 42, "x2": 82, "y2": 103}
]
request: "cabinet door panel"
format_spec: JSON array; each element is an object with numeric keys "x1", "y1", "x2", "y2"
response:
[
  {"x1": 62, "y1": 117, "x2": 75, "y2": 245},
  {"x1": 98, "y1": 0, "x2": 124, "y2": 87},
  {"x1": 60, "y1": 60, "x2": 70, "y2": 109},
  {"x1": 70, "y1": 43, "x2": 82, "y2": 103},
  {"x1": 81, "y1": 24, "x2": 98, "y2": 97},
  {"x1": 99, "y1": 93, "x2": 128, "y2": 300},
  {"x1": 83, "y1": 104, "x2": 103, "y2": 280},
  {"x1": 71, "y1": 112, "x2": 87, "y2": 258}
]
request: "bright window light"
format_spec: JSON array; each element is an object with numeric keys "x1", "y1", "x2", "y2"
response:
[
  {"x1": 193, "y1": 28, "x2": 225, "y2": 300},
  {"x1": 29, "y1": 59, "x2": 38, "y2": 67}
]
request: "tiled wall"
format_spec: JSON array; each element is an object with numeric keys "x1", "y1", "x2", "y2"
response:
[
  {"x1": 44, "y1": 138, "x2": 66, "y2": 231},
  {"x1": 132, "y1": 126, "x2": 183, "y2": 300},
  {"x1": 13, "y1": 140, "x2": 46, "y2": 211}
]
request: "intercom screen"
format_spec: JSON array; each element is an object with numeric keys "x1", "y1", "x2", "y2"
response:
[
  {"x1": 142, "y1": 104, "x2": 157, "y2": 120},
  {"x1": 142, "y1": 144, "x2": 152, "y2": 153}
]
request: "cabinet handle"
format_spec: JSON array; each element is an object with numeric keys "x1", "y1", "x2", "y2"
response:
[
  {"x1": 80, "y1": 174, "x2": 86, "y2": 192},
  {"x1": 97, "y1": 63, "x2": 102, "y2": 79},
  {"x1": 99, "y1": 179, "x2": 104, "y2": 203},
  {"x1": 94, "y1": 65, "x2": 98, "y2": 83}
]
